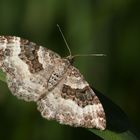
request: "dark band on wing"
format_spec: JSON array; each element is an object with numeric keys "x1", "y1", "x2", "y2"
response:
[
  {"x1": 19, "y1": 39, "x2": 43, "y2": 73},
  {"x1": 61, "y1": 84, "x2": 100, "y2": 108},
  {"x1": 0, "y1": 49, "x2": 4, "y2": 64}
]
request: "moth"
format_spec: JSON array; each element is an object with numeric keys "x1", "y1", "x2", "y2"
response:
[{"x1": 0, "y1": 29, "x2": 106, "y2": 130}]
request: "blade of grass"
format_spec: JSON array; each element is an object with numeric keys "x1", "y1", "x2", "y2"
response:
[
  {"x1": 90, "y1": 129, "x2": 138, "y2": 140},
  {"x1": 0, "y1": 69, "x2": 7, "y2": 83},
  {"x1": 89, "y1": 88, "x2": 139, "y2": 140}
]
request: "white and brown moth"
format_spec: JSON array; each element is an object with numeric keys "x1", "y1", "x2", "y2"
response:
[{"x1": 0, "y1": 35, "x2": 106, "y2": 130}]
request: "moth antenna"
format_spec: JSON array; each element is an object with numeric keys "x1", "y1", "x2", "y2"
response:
[
  {"x1": 57, "y1": 24, "x2": 72, "y2": 57},
  {"x1": 73, "y1": 53, "x2": 106, "y2": 58},
  {"x1": 57, "y1": 24, "x2": 106, "y2": 60}
]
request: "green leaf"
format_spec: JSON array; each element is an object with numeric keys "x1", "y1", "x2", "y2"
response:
[
  {"x1": 90, "y1": 129, "x2": 138, "y2": 140},
  {"x1": 0, "y1": 69, "x2": 7, "y2": 83},
  {"x1": 88, "y1": 88, "x2": 139, "y2": 140}
]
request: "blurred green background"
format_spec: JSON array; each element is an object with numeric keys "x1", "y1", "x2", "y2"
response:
[{"x1": 0, "y1": 0, "x2": 140, "y2": 140}]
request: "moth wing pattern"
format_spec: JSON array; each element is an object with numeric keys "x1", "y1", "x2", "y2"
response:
[
  {"x1": 0, "y1": 36, "x2": 106, "y2": 130},
  {"x1": 37, "y1": 65, "x2": 106, "y2": 130},
  {"x1": 0, "y1": 36, "x2": 61, "y2": 101}
]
